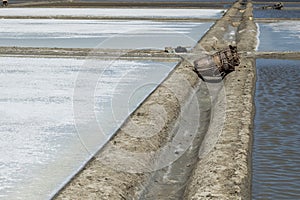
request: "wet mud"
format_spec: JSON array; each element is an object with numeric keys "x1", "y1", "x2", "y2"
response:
[{"x1": 0, "y1": 47, "x2": 179, "y2": 61}]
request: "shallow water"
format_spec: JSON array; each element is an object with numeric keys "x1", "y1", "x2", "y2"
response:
[
  {"x1": 257, "y1": 22, "x2": 300, "y2": 52},
  {"x1": 252, "y1": 59, "x2": 300, "y2": 199},
  {"x1": 254, "y1": 3, "x2": 300, "y2": 9},
  {"x1": 0, "y1": 19, "x2": 213, "y2": 49},
  {"x1": 0, "y1": 57, "x2": 176, "y2": 199},
  {"x1": 254, "y1": 9, "x2": 300, "y2": 19},
  {"x1": 253, "y1": 0, "x2": 300, "y2": 19}
]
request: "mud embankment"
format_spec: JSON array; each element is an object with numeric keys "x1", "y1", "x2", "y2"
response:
[
  {"x1": 55, "y1": 59, "x2": 205, "y2": 199},
  {"x1": 0, "y1": 46, "x2": 180, "y2": 61},
  {"x1": 184, "y1": 1, "x2": 257, "y2": 199},
  {"x1": 55, "y1": 1, "x2": 257, "y2": 199}
]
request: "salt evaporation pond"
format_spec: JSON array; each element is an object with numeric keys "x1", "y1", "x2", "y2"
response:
[
  {"x1": 254, "y1": 9, "x2": 300, "y2": 19},
  {"x1": 252, "y1": 59, "x2": 300, "y2": 199},
  {"x1": 253, "y1": 7, "x2": 300, "y2": 198},
  {"x1": 0, "y1": 8, "x2": 224, "y2": 19},
  {"x1": 257, "y1": 21, "x2": 300, "y2": 52},
  {"x1": 0, "y1": 56, "x2": 177, "y2": 199},
  {"x1": 0, "y1": 7, "x2": 212, "y2": 198},
  {"x1": 0, "y1": 19, "x2": 213, "y2": 48}
]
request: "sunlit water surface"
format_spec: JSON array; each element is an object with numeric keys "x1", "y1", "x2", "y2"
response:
[
  {"x1": 252, "y1": 59, "x2": 300, "y2": 199},
  {"x1": 0, "y1": 57, "x2": 176, "y2": 199}
]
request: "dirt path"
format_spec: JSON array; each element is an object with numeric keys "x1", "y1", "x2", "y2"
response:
[
  {"x1": 184, "y1": 1, "x2": 257, "y2": 199},
  {"x1": 0, "y1": 47, "x2": 180, "y2": 61}
]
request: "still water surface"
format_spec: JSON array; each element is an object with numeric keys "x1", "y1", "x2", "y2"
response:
[
  {"x1": 257, "y1": 21, "x2": 300, "y2": 52},
  {"x1": 252, "y1": 59, "x2": 300, "y2": 199}
]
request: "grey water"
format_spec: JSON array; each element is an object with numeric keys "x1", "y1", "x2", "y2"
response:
[
  {"x1": 255, "y1": 1, "x2": 300, "y2": 52},
  {"x1": 253, "y1": 3, "x2": 300, "y2": 198},
  {"x1": 252, "y1": 59, "x2": 300, "y2": 199},
  {"x1": 253, "y1": 1, "x2": 300, "y2": 19},
  {"x1": 254, "y1": 9, "x2": 300, "y2": 19}
]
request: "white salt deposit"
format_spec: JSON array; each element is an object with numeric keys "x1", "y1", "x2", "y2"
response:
[
  {"x1": 0, "y1": 8, "x2": 224, "y2": 19},
  {"x1": 0, "y1": 19, "x2": 212, "y2": 48},
  {"x1": 0, "y1": 56, "x2": 176, "y2": 199}
]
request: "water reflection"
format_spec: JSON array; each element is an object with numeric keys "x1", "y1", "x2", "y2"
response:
[
  {"x1": 257, "y1": 22, "x2": 300, "y2": 52},
  {"x1": 252, "y1": 59, "x2": 300, "y2": 199},
  {"x1": 254, "y1": 9, "x2": 300, "y2": 19}
]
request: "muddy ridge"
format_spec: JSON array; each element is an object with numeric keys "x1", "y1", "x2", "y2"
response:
[
  {"x1": 183, "y1": 1, "x2": 256, "y2": 199},
  {"x1": 0, "y1": 46, "x2": 181, "y2": 61},
  {"x1": 54, "y1": 1, "x2": 257, "y2": 199}
]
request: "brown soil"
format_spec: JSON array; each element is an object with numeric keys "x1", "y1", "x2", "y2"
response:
[
  {"x1": 184, "y1": 1, "x2": 257, "y2": 199},
  {"x1": 0, "y1": 47, "x2": 179, "y2": 61}
]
